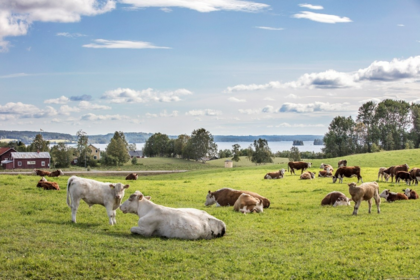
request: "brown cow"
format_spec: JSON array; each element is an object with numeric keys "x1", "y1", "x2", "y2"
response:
[
  {"x1": 338, "y1": 160, "x2": 347, "y2": 168},
  {"x1": 33, "y1": 169, "x2": 51, "y2": 177},
  {"x1": 377, "y1": 167, "x2": 390, "y2": 181},
  {"x1": 379, "y1": 189, "x2": 408, "y2": 202},
  {"x1": 205, "y1": 188, "x2": 270, "y2": 208},
  {"x1": 37, "y1": 180, "x2": 60, "y2": 190},
  {"x1": 409, "y1": 168, "x2": 420, "y2": 185},
  {"x1": 321, "y1": 191, "x2": 351, "y2": 206},
  {"x1": 49, "y1": 169, "x2": 64, "y2": 177},
  {"x1": 332, "y1": 166, "x2": 363, "y2": 184},
  {"x1": 395, "y1": 171, "x2": 412, "y2": 185},
  {"x1": 383, "y1": 164, "x2": 409, "y2": 183},
  {"x1": 126, "y1": 173, "x2": 138, "y2": 180},
  {"x1": 300, "y1": 171, "x2": 315, "y2": 180},
  {"x1": 233, "y1": 193, "x2": 263, "y2": 214},
  {"x1": 403, "y1": 188, "x2": 419, "y2": 199},
  {"x1": 264, "y1": 169, "x2": 285, "y2": 179},
  {"x1": 320, "y1": 163, "x2": 334, "y2": 173},
  {"x1": 288, "y1": 161, "x2": 312, "y2": 175}
]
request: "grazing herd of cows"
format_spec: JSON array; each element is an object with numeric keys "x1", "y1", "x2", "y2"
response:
[{"x1": 29, "y1": 159, "x2": 420, "y2": 240}]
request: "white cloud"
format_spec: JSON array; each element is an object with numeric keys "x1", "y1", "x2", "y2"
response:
[
  {"x1": 0, "y1": 102, "x2": 57, "y2": 118},
  {"x1": 60, "y1": 105, "x2": 80, "y2": 115},
  {"x1": 101, "y1": 87, "x2": 192, "y2": 103},
  {"x1": 44, "y1": 95, "x2": 69, "y2": 104},
  {"x1": 160, "y1": 110, "x2": 179, "y2": 117},
  {"x1": 83, "y1": 39, "x2": 170, "y2": 49},
  {"x1": 56, "y1": 32, "x2": 86, "y2": 38},
  {"x1": 0, "y1": 0, "x2": 115, "y2": 52},
  {"x1": 238, "y1": 109, "x2": 260, "y2": 115},
  {"x1": 279, "y1": 102, "x2": 349, "y2": 113},
  {"x1": 160, "y1": 7, "x2": 172, "y2": 12},
  {"x1": 185, "y1": 109, "x2": 222, "y2": 116},
  {"x1": 413, "y1": 99, "x2": 420, "y2": 104},
  {"x1": 0, "y1": 73, "x2": 30, "y2": 79},
  {"x1": 119, "y1": 0, "x2": 269, "y2": 13},
  {"x1": 264, "y1": 97, "x2": 275, "y2": 101},
  {"x1": 358, "y1": 98, "x2": 382, "y2": 104},
  {"x1": 285, "y1": 94, "x2": 300, "y2": 99},
  {"x1": 397, "y1": 24, "x2": 404, "y2": 27},
  {"x1": 275, "y1": 123, "x2": 325, "y2": 128},
  {"x1": 262, "y1": 105, "x2": 275, "y2": 113},
  {"x1": 255, "y1": 26, "x2": 284, "y2": 31},
  {"x1": 78, "y1": 101, "x2": 111, "y2": 110},
  {"x1": 145, "y1": 113, "x2": 158, "y2": 118},
  {"x1": 298, "y1": 4, "x2": 323, "y2": 10},
  {"x1": 293, "y1": 11, "x2": 352, "y2": 24},
  {"x1": 80, "y1": 113, "x2": 128, "y2": 121},
  {"x1": 228, "y1": 97, "x2": 246, "y2": 102}
]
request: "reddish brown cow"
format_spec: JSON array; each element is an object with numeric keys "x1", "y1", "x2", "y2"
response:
[
  {"x1": 395, "y1": 171, "x2": 412, "y2": 185},
  {"x1": 37, "y1": 180, "x2": 60, "y2": 190},
  {"x1": 338, "y1": 160, "x2": 347, "y2": 168},
  {"x1": 379, "y1": 189, "x2": 408, "y2": 202},
  {"x1": 332, "y1": 166, "x2": 363, "y2": 184},
  {"x1": 49, "y1": 169, "x2": 64, "y2": 177},
  {"x1": 33, "y1": 169, "x2": 51, "y2": 177},
  {"x1": 288, "y1": 161, "x2": 312, "y2": 175},
  {"x1": 403, "y1": 188, "x2": 419, "y2": 199},
  {"x1": 321, "y1": 191, "x2": 351, "y2": 206},
  {"x1": 205, "y1": 188, "x2": 270, "y2": 208},
  {"x1": 233, "y1": 193, "x2": 263, "y2": 214},
  {"x1": 125, "y1": 173, "x2": 138, "y2": 180},
  {"x1": 264, "y1": 169, "x2": 285, "y2": 179},
  {"x1": 383, "y1": 164, "x2": 409, "y2": 183},
  {"x1": 409, "y1": 168, "x2": 420, "y2": 185}
]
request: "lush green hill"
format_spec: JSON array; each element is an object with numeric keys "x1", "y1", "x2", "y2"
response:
[{"x1": 1, "y1": 150, "x2": 420, "y2": 279}]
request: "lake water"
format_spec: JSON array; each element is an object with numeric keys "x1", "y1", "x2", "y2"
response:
[{"x1": 88, "y1": 141, "x2": 324, "y2": 153}]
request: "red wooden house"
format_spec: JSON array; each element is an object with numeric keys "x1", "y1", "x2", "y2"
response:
[
  {"x1": 2, "y1": 152, "x2": 51, "y2": 170},
  {"x1": 0, "y1": 147, "x2": 17, "y2": 169}
]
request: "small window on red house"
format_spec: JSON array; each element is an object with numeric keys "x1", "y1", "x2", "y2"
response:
[
  {"x1": 18, "y1": 161, "x2": 22, "y2": 166},
  {"x1": 41, "y1": 161, "x2": 45, "y2": 167}
]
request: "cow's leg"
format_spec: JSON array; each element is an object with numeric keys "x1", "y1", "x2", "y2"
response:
[
  {"x1": 339, "y1": 176, "x2": 343, "y2": 184},
  {"x1": 352, "y1": 199, "x2": 361, "y2": 215},
  {"x1": 71, "y1": 196, "x2": 81, "y2": 223},
  {"x1": 105, "y1": 205, "x2": 116, "y2": 225},
  {"x1": 374, "y1": 196, "x2": 381, "y2": 214},
  {"x1": 367, "y1": 199, "x2": 372, "y2": 213}
]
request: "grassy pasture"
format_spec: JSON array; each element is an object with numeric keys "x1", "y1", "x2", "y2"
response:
[{"x1": 1, "y1": 150, "x2": 420, "y2": 279}]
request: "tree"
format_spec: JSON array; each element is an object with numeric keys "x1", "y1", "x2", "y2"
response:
[
  {"x1": 248, "y1": 138, "x2": 273, "y2": 165},
  {"x1": 186, "y1": 128, "x2": 217, "y2": 161},
  {"x1": 322, "y1": 116, "x2": 358, "y2": 158},
  {"x1": 174, "y1": 134, "x2": 190, "y2": 158},
  {"x1": 131, "y1": 156, "x2": 138, "y2": 165},
  {"x1": 231, "y1": 144, "x2": 241, "y2": 162},
  {"x1": 76, "y1": 130, "x2": 90, "y2": 168},
  {"x1": 357, "y1": 101, "x2": 379, "y2": 153},
  {"x1": 288, "y1": 146, "x2": 301, "y2": 161},
  {"x1": 51, "y1": 143, "x2": 72, "y2": 168},
  {"x1": 29, "y1": 134, "x2": 49, "y2": 152},
  {"x1": 166, "y1": 139, "x2": 176, "y2": 157},
  {"x1": 410, "y1": 103, "x2": 420, "y2": 148},
  {"x1": 144, "y1": 133, "x2": 170, "y2": 157},
  {"x1": 106, "y1": 131, "x2": 130, "y2": 165},
  {"x1": 128, "y1": 143, "x2": 137, "y2": 151}
]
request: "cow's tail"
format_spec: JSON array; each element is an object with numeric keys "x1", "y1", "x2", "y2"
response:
[{"x1": 66, "y1": 176, "x2": 74, "y2": 208}]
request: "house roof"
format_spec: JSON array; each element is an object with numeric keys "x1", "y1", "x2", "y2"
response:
[
  {"x1": 0, "y1": 147, "x2": 16, "y2": 156},
  {"x1": 129, "y1": 150, "x2": 143, "y2": 157},
  {"x1": 89, "y1": 144, "x2": 99, "y2": 150},
  {"x1": 11, "y1": 152, "x2": 51, "y2": 159}
]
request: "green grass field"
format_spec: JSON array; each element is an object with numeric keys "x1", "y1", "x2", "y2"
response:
[{"x1": 1, "y1": 150, "x2": 420, "y2": 279}]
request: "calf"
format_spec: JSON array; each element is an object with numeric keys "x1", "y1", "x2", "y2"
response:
[
  {"x1": 264, "y1": 169, "x2": 285, "y2": 179},
  {"x1": 126, "y1": 173, "x2": 138, "y2": 180},
  {"x1": 409, "y1": 168, "x2": 420, "y2": 185},
  {"x1": 120, "y1": 191, "x2": 226, "y2": 239},
  {"x1": 383, "y1": 164, "x2": 409, "y2": 183},
  {"x1": 300, "y1": 171, "x2": 315, "y2": 180},
  {"x1": 205, "y1": 188, "x2": 270, "y2": 208},
  {"x1": 320, "y1": 163, "x2": 334, "y2": 173},
  {"x1": 288, "y1": 161, "x2": 312, "y2": 175},
  {"x1": 403, "y1": 188, "x2": 419, "y2": 199},
  {"x1": 348, "y1": 182, "x2": 380, "y2": 215},
  {"x1": 321, "y1": 191, "x2": 351, "y2": 206},
  {"x1": 49, "y1": 169, "x2": 64, "y2": 177},
  {"x1": 37, "y1": 180, "x2": 60, "y2": 190},
  {"x1": 318, "y1": 167, "x2": 333, "y2": 178},
  {"x1": 333, "y1": 166, "x2": 363, "y2": 184},
  {"x1": 395, "y1": 171, "x2": 412, "y2": 185},
  {"x1": 377, "y1": 167, "x2": 390, "y2": 181},
  {"x1": 66, "y1": 176, "x2": 129, "y2": 225},
  {"x1": 33, "y1": 169, "x2": 51, "y2": 177},
  {"x1": 338, "y1": 159, "x2": 347, "y2": 168},
  {"x1": 379, "y1": 189, "x2": 408, "y2": 202},
  {"x1": 233, "y1": 193, "x2": 263, "y2": 214}
]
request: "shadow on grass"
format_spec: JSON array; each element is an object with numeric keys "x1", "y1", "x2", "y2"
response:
[{"x1": 37, "y1": 219, "x2": 102, "y2": 228}]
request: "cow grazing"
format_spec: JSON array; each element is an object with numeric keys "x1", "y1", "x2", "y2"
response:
[
  {"x1": 288, "y1": 161, "x2": 312, "y2": 175},
  {"x1": 383, "y1": 164, "x2": 409, "y2": 183},
  {"x1": 338, "y1": 159, "x2": 347, "y2": 168},
  {"x1": 233, "y1": 193, "x2": 263, "y2": 214},
  {"x1": 379, "y1": 189, "x2": 408, "y2": 202},
  {"x1": 333, "y1": 166, "x2": 363, "y2": 184},
  {"x1": 264, "y1": 169, "x2": 285, "y2": 179},
  {"x1": 321, "y1": 191, "x2": 351, "y2": 206},
  {"x1": 395, "y1": 171, "x2": 412, "y2": 185},
  {"x1": 126, "y1": 173, "x2": 138, "y2": 180},
  {"x1": 300, "y1": 171, "x2": 315, "y2": 180},
  {"x1": 33, "y1": 169, "x2": 51, "y2": 177},
  {"x1": 66, "y1": 176, "x2": 129, "y2": 225},
  {"x1": 409, "y1": 168, "x2": 420, "y2": 185},
  {"x1": 37, "y1": 179, "x2": 60, "y2": 190},
  {"x1": 403, "y1": 188, "x2": 419, "y2": 199},
  {"x1": 320, "y1": 163, "x2": 334, "y2": 173},
  {"x1": 377, "y1": 167, "x2": 390, "y2": 181},
  {"x1": 348, "y1": 182, "x2": 381, "y2": 215},
  {"x1": 205, "y1": 188, "x2": 270, "y2": 208},
  {"x1": 120, "y1": 191, "x2": 226, "y2": 239},
  {"x1": 49, "y1": 169, "x2": 64, "y2": 177}
]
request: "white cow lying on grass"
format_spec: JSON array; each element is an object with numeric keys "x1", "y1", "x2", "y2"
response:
[
  {"x1": 120, "y1": 191, "x2": 226, "y2": 240},
  {"x1": 66, "y1": 176, "x2": 129, "y2": 225}
]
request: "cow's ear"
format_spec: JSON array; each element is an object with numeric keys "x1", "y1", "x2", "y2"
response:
[
  {"x1": 138, "y1": 194, "x2": 143, "y2": 201},
  {"x1": 208, "y1": 190, "x2": 211, "y2": 194},
  {"x1": 145, "y1": 196, "x2": 151, "y2": 200},
  {"x1": 109, "y1": 184, "x2": 115, "y2": 189},
  {"x1": 124, "y1": 184, "x2": 130, "y2": 189}
]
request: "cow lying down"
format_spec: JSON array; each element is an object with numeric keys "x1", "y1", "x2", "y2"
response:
[
  {"x1": 379, "y1": 189, "x2": 408, "y2": 202},
  {"x1": 403, "y1": 188, "x2": 419, "y2": 199},
  {"x1": 233, "y1": 193, "x2": 263, "y2": 214},
  {"x1": 120, "y1": 191, "x2": 226, "y2": 240},
  {"x1": 264, "y1": 169, "x2": 285, "y2": 179},
  {"x1": 36, "y1": 177, "x2": 60, "y2": 190},
  {"x1": 321, "y1": 191, "x2": 351, "y2": 206},
  {"x1": 205, "y1": 188, "x2": 270, "y2": 208}
]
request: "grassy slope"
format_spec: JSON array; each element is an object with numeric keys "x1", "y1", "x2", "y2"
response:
[{"x1": 1, "y1": 149, "x2": 420, "y2": 279}]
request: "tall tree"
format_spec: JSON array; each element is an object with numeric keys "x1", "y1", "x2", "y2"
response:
[
  {"x1": 187, "y1": 128, "x2": 217, "y2": 161},
  {"x1": 322, "y1": 116, "x2": 358, "y2": 158},
  {"x1": 356, "y1": 101, "x2": 379, "y2": 153},
  {"x1": 288, "y1": 146, "x2": 301, "y2": 161},
  {"x1": 76, "y1": 130, "x2": 90, "y2": 167},
  {"x1": 29, "y1": 134, "x2": 49, "y2": 152},
  {"x1": 51, "y1": 143, "x2": 72, "y2": 168},
  {"x1": 248, "y1": 138, "x2": 273, "y2": 165},
  {"x1": 174, "y1": 134, "x2": 190, "y2": 158},
  {"x1": 410, "y1": 103, "x2": 420, "y2": 148},
  {"x1": 106, "y1": 131, "x2": 130, "y2": 164},
  {"x1": 143, "y1": 133, "x2": 170, "y2": 157},
  {"x1": 231, "y1": 144, "x2": 241, "y2": 162}
]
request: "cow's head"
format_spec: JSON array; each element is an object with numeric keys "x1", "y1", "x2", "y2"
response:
[
  {"x1": 332, "y1": 176, "x2": 338, "y2": 183},
  {"x1": 308, "y1": 162, "x2": 312, "y2": 168},
  {"x1": 379, "y1": 189, "x2": 390, "y2": 199},
  {"x1": 403, "y1": 188, "x2": 411, "y2": 197},
  {"x1": 205, "y1": 190, "x2": 216, "y2": 206},
  {"x1": 57, "y1": 169, "x2": 64, "y2": 176},
  {"x1": 279, "y1": 169, "x2": 285, "y2": 175},
  {"x1": 320, "y1": 163, "x2": 325, "y2": 169},
  {"x1": 120, "y1": 191, "x2": 151, "y2": 214},
  {"x1": 333, "y1": 197, "x2": 351, "y2": 206},
  {"x1": 310, "y1": 172, "x2": 315, "y2": 179},
  {"x1": 109, "y1": 183, "x2": 129, "y2": 202},
  {"x1": 40, "y1": 177, "x2": 47, "y2": 182},
  {"x1": 384, "y1": 173, "x2": 390, "y2": 182}
]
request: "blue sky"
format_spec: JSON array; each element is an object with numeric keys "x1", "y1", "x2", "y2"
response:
[{"x1": 1, "y1": 0, "x2": 420, "y2": 136}]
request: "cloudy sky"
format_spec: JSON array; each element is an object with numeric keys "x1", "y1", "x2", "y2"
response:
[{"x1": 1, "y1": 0, "x2": 420, "y2": 136}]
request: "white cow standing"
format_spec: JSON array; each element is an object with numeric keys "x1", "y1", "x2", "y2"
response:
[
  {"x1": 120, "y1": 191, "x2": 226, "y2": 239},
  {"x1": 66, "y1": 176, "x2": 129, "y2": 225}
]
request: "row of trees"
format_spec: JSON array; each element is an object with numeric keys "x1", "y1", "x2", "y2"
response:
[{"x1": 323, "y1": 99, "x2": 420, "y2": 158}]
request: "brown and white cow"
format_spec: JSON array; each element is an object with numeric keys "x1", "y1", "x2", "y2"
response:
[
  {"x1": 321, "y1": 191, "x2": 351, "y2": 206},
  {"x1": 320, "y1": 163, "x2": 334, "y2": 173},
  {"x1": 409, "y1": 168, "x2": 420, "y2": 185},
  {"x1": 383, "y1": 164, "x2": 409, "y2": 183},
  {"x1": 318, "y1": 167, "x2": 333, "y2": 178},
  {"x1": 264, "y1": 169, "x2": 285, "y2": 179},
  {"x1": 379, "y1": 189, "x2": 408, "y2": 202},
  {"x1": 126, "y1": 173, "x2": 138, "y2": 180},
  {"x1": 377, "y1": 167, "x2": 390, "y2": 181},
  {"x1": 288, "y1": 161, "x2": 312, "y2": 175},
  {"x1": 403, "y1": 188, "x2": 419, "y2": 199},
  {"x1": 33, "y1": 169, "x2": 51, "y2": 177},
  {"x1": 332, "y1": 166, "x2": 363, "y2": 184},
  {"x1": 300, "y1": 171, "x2": 315, "y2": 180},
  {"x1": 233, "y1": 193, "x2": 263, "y2": 214},
  {"x1": 205, "y1": 188, "x2": 270, "y2": 208},
  {"x1": 395, "y1": 171, "x2": 412, "y2": 185},
  {"x1": 338, "y1": 159, "x2": 347, "y2": 168},
  {"x1": 49, "y1": 169, "x2": 64, "y2": 177},
  {"x1": 37, "y1": 180, "x2": 60, "y2": 190}
]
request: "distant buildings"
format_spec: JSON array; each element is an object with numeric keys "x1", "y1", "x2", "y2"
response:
[
  {"x1": 88, "y1": 144, "x2": 101, "y2": 160},
  {"x1": 1, "y1": 151, "x2": 51, "y2": 169}
]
